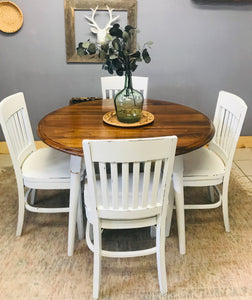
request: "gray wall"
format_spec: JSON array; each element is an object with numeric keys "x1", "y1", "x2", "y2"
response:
[{"x1": 0, "y1": 0, "x2": 251, "y2": 140}]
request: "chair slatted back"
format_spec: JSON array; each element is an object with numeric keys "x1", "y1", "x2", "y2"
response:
[
  {"x1": 101, "y1": 76, "x2": 148, "y2": 99},
  {"x1": 83, "y1": 136, "x2": 177, "y2": 220},
  {"x1": 0, "y1": 92, "x2": 35, "y2": 169},
  {"x1": 209, "y1": 90, "x2": 247, "y2": 166}
]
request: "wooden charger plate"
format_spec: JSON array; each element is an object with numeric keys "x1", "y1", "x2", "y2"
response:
[
  {"x1": 103, "y1": 110, "x2": 154, "y2": 128},
  {"x1": 0, "y1": 1, "x2": 23, "y2": 33}
]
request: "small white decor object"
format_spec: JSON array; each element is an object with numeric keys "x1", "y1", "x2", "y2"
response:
[{"x1": 85, "y1": 5, "x2": 119, "y2": 44}]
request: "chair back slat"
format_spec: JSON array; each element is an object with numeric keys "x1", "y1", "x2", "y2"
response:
[
  {"x1": 98, "y1": 162, "x2": 109, "y2": 208},
  {"x1": 18, "y1": 110, "x2": 27, "y2": 145},
  {"x1": 209, "y1": 90, "x2": 247, "y2": 166},
  {"x1": 0, "y1": 93, "x2": 36, "y2": 169},
  {"x1": 159, "y1": 159, "x2": 170, "y2": 204},
  {"x1": 213, "y1": 107, "x2": 224, "y2": 145},
  {"x1": 13, "y1": 113, "x2": 23, "y2": 151},
  {"x1": 111, "y1": 162, "x2": 119, "y2": 209},
  {"x1": 220, "y1": 109, "x2": 229, "y2": 149},
  {"x1": 8, "y1": 116, "x2": 20, "y2": 157},
  {"x1": 83, "y1": 136, "x2": 177, "y2": 220},
  {"x1": 12, "y1": 110, "x2": 29, "y2": 156},
  {"x1": 101, "y1": 76, "x2": 148, "y2": 100},
  {"x1": 122, "y1": 162, "x2": 129, "y2": 210},
  {"x1": 141, "y1": 161, "x2": 151, "y2": 207},
  {"x1": 108, "y1": 89, "x2": 113, "y2": 99},
  {"x1": 132, "y1": 162, "x2": 140, "y2": 209},
  {"x1": 150, "y1": 160, "x2": 162, "y2": 207}
]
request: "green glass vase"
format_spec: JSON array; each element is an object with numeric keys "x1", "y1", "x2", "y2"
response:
[{"x1": 114, "y1": 72, "x2": 144, "y2": 123}]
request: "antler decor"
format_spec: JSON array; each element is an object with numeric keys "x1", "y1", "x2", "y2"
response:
[{"x1": 85, "y1": 5, "x2": 119, "y2": 44}]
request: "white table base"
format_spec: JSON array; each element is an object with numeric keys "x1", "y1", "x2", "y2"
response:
[{"x1": 68, "y1": 155, "x2": 84, "y2": 256}]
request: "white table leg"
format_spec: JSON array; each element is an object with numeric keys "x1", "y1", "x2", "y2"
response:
[
  {"x1": 173, "y1": 156, "x2": 186, "y2": 255},
  {"x1": 77, "y1": 186, "x2": 84, "y2": 241},
  {"x1": 68, "y1": 155, "x2": 82, "y2": 256}
]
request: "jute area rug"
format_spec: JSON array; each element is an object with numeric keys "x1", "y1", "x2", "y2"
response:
[{"x1": 0, "y1": 162, "x2": 251, "y2": 300}]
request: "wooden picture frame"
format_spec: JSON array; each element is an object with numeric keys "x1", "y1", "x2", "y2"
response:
[{"x1": 64, "y1": 0, "x2": 137, "y2": 63}]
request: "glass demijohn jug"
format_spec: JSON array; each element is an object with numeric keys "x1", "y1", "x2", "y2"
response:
[{"x1": 114, "y1": 72, "x2": 144, "y2": 123}]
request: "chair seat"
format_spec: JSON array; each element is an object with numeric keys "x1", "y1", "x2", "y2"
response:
[
  {"x1": 22, "y1": 147, "x2": 71, "y2": 188},
  {"x1": 183, "y1": 147, "x2": 225, "y2": 183}
]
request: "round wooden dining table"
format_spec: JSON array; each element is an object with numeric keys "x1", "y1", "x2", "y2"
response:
[
  {"x1": 38, "y1": 99, "x2": 214, "y2": 156},
  {"x1": 37, "y1": 99, "x2": 215, "y2": 256}
]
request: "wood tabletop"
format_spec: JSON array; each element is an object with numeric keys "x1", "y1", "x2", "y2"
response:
[{"x1": 37, "y1": 99, "x2": 215, "y2": 157}]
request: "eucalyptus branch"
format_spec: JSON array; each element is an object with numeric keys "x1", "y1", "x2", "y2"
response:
[{"x1": 76, "y1": 23, "x2": 152, "y2": 76}]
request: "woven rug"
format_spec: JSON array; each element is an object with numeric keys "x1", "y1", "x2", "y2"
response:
[{"x1": 0, "y1": 164, "x2": 251, "y2": 300}]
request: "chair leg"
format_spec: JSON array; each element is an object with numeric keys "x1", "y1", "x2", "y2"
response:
[
  {"x1": 76, "y1": 188, "x2": 84, "y2": 240},
  {"x1": 16, "y1": 183, "x2": 25, "y2": 236},
  {"x1": 156, "y1": 217, "x2": 168, "y2": 295},
  {"x1": 222, "y1": 179, "x2": 230, "y2": 232},
  {"x1": 151, "y1": 186, "x2": 175, "y2": 239},
  {"x1": 30, "y1": 189, "x2": 37, "y2": 205},
  {"x1": 92, "y1": 221, "x2": 102, "y2": 299},
  {"x1": 173, "y1": 156, "x2": 186, "y2": 255},
  {"x1": 150, "y1": 225, "x2": 156, "y2": 238},
  {"x1": 165, "y1": 185, "x2": 175, "y2": 237},
  {"x1": 208, "y1": 186, "x2": 215, "y2": 203}
]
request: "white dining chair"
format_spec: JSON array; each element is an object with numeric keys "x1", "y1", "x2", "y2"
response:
[
  {"x1": 0, "y1": 92, "x2": 84, "y2": 252},
  {"x1": 82, "y1": 136, "x2": 177, "y2": 299},
  {"x1": 101, "y1": 76, "x2": 149, "y2": 99},
  {"x1": 167, "y1": 91, "x2": 247, "y2": 236}
]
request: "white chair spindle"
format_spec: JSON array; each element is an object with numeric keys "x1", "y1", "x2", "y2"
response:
[
  {"x1": 18, "y1": 109, "x2": 29, "y2": 147},
  {"x1": 150, "y1": 159, "x2": 162, "y2": 207},
  {"x1": 98, "y1": 162, "x2": 109, "y2": 209},
  {"x1": 9, "y1": 116, "x2": 20, "y2": 156},
  {"x1": 110, "y1": 162, "x2": 119, "y2": 209},
  {"x1": 122, "y1": 162, "x2": 129, "y2": 210},
  {"x1": 141, "y1": 161, "x2": 151, "y2": 208},
  {"x1": 14, "y1": 112, "x2": 24, "y2": 150},
  {"x1": 108, "y1": 90, "x2": 113, "y2": 99},
  {"x1": 101, "y1": 76, "x2": 148, "y2": 100},
  {"x1": 132, "y1": 162, "x2": 140, "y2": 209}
]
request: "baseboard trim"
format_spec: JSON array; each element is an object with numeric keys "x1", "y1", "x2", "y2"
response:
[
  {"x1": 0, "y1": 137, "x2": 252, "y2": 154},
  {"x1": 0, "y1": 141, "x2": 48, "y2": 154},
  {"x1": 236, "y1": 136, "x2": 252, "y2": 148}
]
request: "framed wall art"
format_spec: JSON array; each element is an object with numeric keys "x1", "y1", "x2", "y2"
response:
[{"x1": 64, "y1": 0, "x2": 137, "y2": 63}]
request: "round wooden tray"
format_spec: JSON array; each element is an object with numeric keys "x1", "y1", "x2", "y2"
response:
[
  {"x1": 103, "y1": 110, "x2": 154, "y2": 128},
  {"x1": 0, "y1": 1, "x2": 23, "y2": 33}
]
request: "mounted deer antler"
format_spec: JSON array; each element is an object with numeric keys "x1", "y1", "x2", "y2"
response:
[{"x1": 85, "y1": 5, "x2": 119, "y2": 44}]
